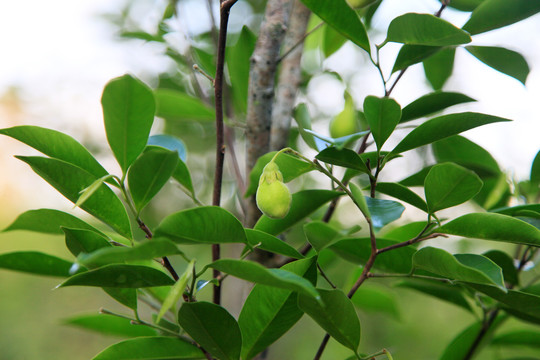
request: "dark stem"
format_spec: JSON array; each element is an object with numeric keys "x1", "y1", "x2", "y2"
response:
[
  {"x1": 385, "y1": 68, "x2": 407, "y2": 97},
  {"x1": 136, "y1": 219, "x2": 179, "y2": 281},
  {"x1": 377, "y1": 233, "x2": 445, "y2": 255},
  {"x1": 462, "y1": 310, "x2": 499, "y2": 360},
  {"x1": 277, "y1": 22, "x2": 323, "y2": 63},
  {"x1": 313, "y1": 334, "x2": 331, "y2": 360}
]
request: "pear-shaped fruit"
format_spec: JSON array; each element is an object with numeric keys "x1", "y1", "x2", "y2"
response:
[
  {"x1": 256, "y1": 162, "x2": 292, "y2": 219},
  {"x1": 346, "y1": 0, "x2": 378, "y2": 9},
  {"x1": 329, "y1": 93, "x2": 359, "y2": 138}
]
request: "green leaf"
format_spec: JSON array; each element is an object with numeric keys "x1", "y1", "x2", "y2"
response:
[
  {"x1": 363, "y1": 96, "x2": 402, "y2": 150},
  {"x1": 375, "y1": 182, "x2": 428, "y2": 212},
  {"x1": 413, "y1": 247, "x2": 505, "y2": 290},
  {"x1": 148, "y1": 134, "x2": 187, "y2": 161},
  {"x1": 254, "y1": 190, "x2": 342, "y2": 236},
  {"x1": 245, "y1": 151, "x2": 315, "y2": 197},
  {"x1": 432, "y1": 135, "x2": 500, "y2": 177},
  {"x1": 3, "y1": 209, "x2": 102, "y2": 235},
  {"x1": 446, "y1": 0, "x2": 485, "y2": 12},
  {"x1": 330, "y1": 238, "x2": 414, "y2": 273},
  {"x1": 439, "y1": 321, "x2": 483, "y2": 360},
  {"x1": 155, "y1": 206, "x2": 246, "y2": 244},
  {"x1": 386, "y1": 13, "x2": 471, "y2": 46},
  {"x1": 305, "y1": 129, "x2": 370, "y2": 150},
  {"x1": 400, "y1": 92, "x2": 476, "y2": 123},
  {"x1": 227, "y1": 26, "x2": 256, "y2": 114},
  {"x1": 462, "y1": 0, "x2": 540, "y2": 35},
  {"x1": 294, "y1": 103, "x2": 321, "y2": 151},
  {"x1": 298, "y1": 289, "x2": 361, "y2": 352},
  {"x1": 423, "y1": 47, "x2": 456, "y2": 90},
  {"x1": 365, "y1": 197, "x2": 405, "y2": 230},
  {"x1": 178, "y1": 302, "x2": 242, "y2": 360},
  {"x1": 349, "y1": 183, "x2": 371, "y2": 218},
  {"x1": 63, "y1": 313, "x2": 156, "y2": 337},
  {"x1": 154, "y1": 88, "x2": 215, "y2": 122},
  {"x1": 0, "y1": 251, "x2": 79, "y2": 277},
  {"x1": 351, "y1": 285, "x2": 401, "y2": 319},
  {"x1": 323, "y1": 24, "x2": 348, "y2": 58},
  {"x1": 245, "y1": 229, "x2": 304, "y2": 260},
  {"x1": 300, "y1": 0, "x2": 370, "y2": 53},
  {"x1": 76, "y1": 175, "x2": 115, "y2": 208},
  {"x1": 172, "y1": 158, "x2": 195, "y2": 197},
  {"x1": 492, "y1": 330, "x2": 540, "y2": 349},
  {"x1": 239, "y1": 257, "x2": 317, "y2": 360},
  {"x1": 157, "y1": 259, "x2": 194, "y2": 322},
  {"x1": 315, "y1": 147, "x2": 369, "y2": 174},
  {"x1": 469, "y1": 284, "x2": 540, "y2": 321},
  {"x1": 392, "y1": 45, "x2": 442, "y2": 73},
  {"x1": 0, "y1": 126, "x2": 108, "y2": 179},
  {"x1": 303, "y1": 221, "x2": 341, "y2": 253},
  {"x1": 16, "y1": 156, "x2": 132, "y2": 239},
  {"x1": 391, "y1": 112, "x2": 511, "y2": 154},
  {"x1": 92, "y1": 337, "x2": 204, "y2": 360},
  {"x1": 63, "y1": 227, "x2": 112, "y2": 258},
  {"x1": 531, "y1": 149, "x2": 540, "y2": 184},
  {"x1": 103, "y1": 288, "x2": 138, "y2": 311},
  {"x1": 396, "y1": 280, "x2": 474, "y2": 313},
  {"x1": 78, "y1": 239, "x2": 182, "y2": 268},
  {"x1": 492, "y1": 204, "x2": 540, "y2": 217},
  {"x1": 438, "y1": 213, "x2": 540, "y2": 246},
  {"x1": 399, "y1": 166, "x2": 434, "y2": 187},
  {"x1": 60, "y1": 264, "x2": 174, "y2": 288},
  {"x1": 210, "y1": 259, "x2": 320, "y2": 300},
  {"x1": 128, "y1": 147, "x2": 179, "y2": 212},
  {"x1": 466, "y1": 46, "x2": 530, "y2": 84},
  {"x1": 102, "y1": 74, "x2": 155, "y2": 173},
  {"x1": 424, "y1": 162, "x2": 483, "y2": 213},
  {"x1": 483, "y1": 250, "x2": 519, "y2": 286},
  {"x1": 381, "y1": 221, "x2": 430, "y2": 241}
]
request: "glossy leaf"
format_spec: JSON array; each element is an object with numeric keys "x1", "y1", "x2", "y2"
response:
[
  {"x1": 396, "y1": 280, "x2": 474, "y2": 313},
  {"x1": 245, "y1": 229, "x2": 303, "y2": 259},
  {"x1": 492, "y1": 330, "x2": 540, "y2": 348},
  {"x1": 400, "y1": 92, "x2": 476, "y2": 123},
  {"x1": 103, "y1": 288, "x2": 138, "y2": 311},
  {"x1": 128, "y1": 147, "x2": 179, "y2": 212},
  {"x1": 462, "y1": 0, "x2": 540, "y2": 35},
  {"x1": 0, "y1": 251, "x2": 79, "y2": 277},
  {"x1": 227, "y1": 26, "x2": 256, "y2": 113},
  {"x1": 16, "y1": 156, "x2": 132, "y2": 239},
  {"x1": 298, "y1": 289, "x2": 361, "y2": 352},
  {"x1": 157, "y1": 260, "x2": 194, "y2": 322},
  {"x1": 300, "y1": 0, "x2": 370, "y2": 53},
  {"x1": 211, "y1": 259, "x2": 320, "y2": 299},
  {"x1": 239, "y1": 257, "x2": 317, "y2": 360},
  {"x1": 148, "y1": 134, "x2": 187, "y2": 161},
  {"x1": 178, "y1": 302, "x2": 241, "y2": 360},
  {"x1": 375, "y1": 182, "x2": 428, "y2": 212},
  {"x1": 254, "y1": 190, "x2": 342, "y2": 236},
  {"x1": 381, "y1": 221, "x2": 430, "y2": 242},
  {"x1": 315, "y1": 147, "x2": 369, "y2": 173},
  {"x1": 483, "y1": 250, "x2": 519, "y2": 286},
  {"x1": 391, "y1": 112, "x2": 511, "y2": 154},
  {"x1": 0, "y1": 125, "x2": 108, "y2": 179},
  {"x1": 155, "y1": 206, "x2": 246, "y2": 244},
  {"x1": 63, "y1": 227, "x2": 112, "y2": 258},
  {"x1": 245, "y1": 151, "x2": 315, "y2": 197},
  {"x1": 102, "y1": 75, "x2": 155, "y2": 173},
  {"x1": 438, "y1": 213, "x2": 540, "y2": 246},
  {"x1": 466, "y1": 46, "x2": 529, "y2": 84},
  {"x1": 303, "y1": 221, "x2": 340, "y2": 253},
  {"x1": 363, "y1": 96, "x2": 402, "y2": 150},
  {"x1": 365, "y1": 197, "x2": 405, "y2": 230},
  {"x1": 392, "y1": 45, "x2": 441, "y2": 73},
  {"x1": 424, "y1": 162, "x2": 483, "y2": 213},
  {"x1": 470, "y1": 284, "x2": 540, "y2": 321},
  {"x1": 386, "y1": 13, "x2": 471, "y2": 46},
  {"x1": 439, "y1": 321, "x2": 483, "y2": 360},
  {"x1": 92, "y1": 337, "x2": 204, "y2": 360},
  {"x1": 3, "y1": 209, "x2": 101, "y2": 235},
  {"x1": 63, "y1": 313, "x2": 156, "y2": 337},
  {"x1": 423, "y1": 47, "x2": 456, "y2": 90},
  {"x1": 154, "y1": 88, "x2": 215, "y2": 122},
  {"x1": 413, "y1": 247, "x2": 505, "y2": 290},
  {"x1": 59, "y1": 264, "x2": 174, "y2": 288},
  {"x1": 172, "y1": 158, "x2": 195, "y2": 197}
]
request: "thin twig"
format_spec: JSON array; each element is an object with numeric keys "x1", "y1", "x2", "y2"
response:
[{"x1": 277, "y1": 21, "x2": 323, "y2": 63}]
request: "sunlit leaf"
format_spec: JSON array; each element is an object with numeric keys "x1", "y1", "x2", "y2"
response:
[
  {"x1": 400, "y1": 92, "x2": 475, "y2": 123},
  {"x1": 63, "y1": 313, "x2": 156, "y2": 337},
  {"x1": 245, "y1": 229, "x2": 304, "y2": 260},
  {"x1": 157, "y1": 260, "x2": 194, "y2": 322},
  {"x1": 63, "y1": 227, "x2": 112, "y2": 258},
  {"x1": 3, "y1": 209, "x2": 102, "y2": 235},
  {"x1": 423, "y1": 48, "x2": 456, "y2": 90},
  {"x1": 375, "y1": 182, "x2": 428, "y2": 212},
  {"x1": 466, "y1": 46, "x2": 529, "y2": 84},
  {"x1": 363, "y1": 96, "x2": 401, "y2": 150},
  {"x1": 154, "y1": 89, "x2": 215, "y2": 122}
]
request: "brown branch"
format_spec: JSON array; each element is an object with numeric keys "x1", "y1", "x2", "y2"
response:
[
  {"x1": 136, "y1": 219, "x2": 179, "y2": 281},
  {"x1": 377, "y1": 233, "x2": 447, "y2": 255}
]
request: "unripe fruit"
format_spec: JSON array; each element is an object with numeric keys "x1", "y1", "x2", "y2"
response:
[
  {"x1": 346, "y1": 0, "x2": 378, "y2": 9},
  {"x1": 256, "y1": 162, "x2": 292, "y2": 219},
  {"x1": 329, "y1": 93, "x2": 359, "y2": 138}
]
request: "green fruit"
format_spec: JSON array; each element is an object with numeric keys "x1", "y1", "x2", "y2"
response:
[
  {"x1": 256, "y1": 162, "x2": 292, "y2": 219},
  {"x1": 329, "y1": 93, "x2": 359, "y2": 138},
  {"x1": 346, "y1": 0, "x2": 378, "y2": 9}
]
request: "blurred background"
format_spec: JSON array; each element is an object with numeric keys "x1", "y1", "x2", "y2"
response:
[{"x1": 0, "y1": 0, "x2": 539, "y2": 359}]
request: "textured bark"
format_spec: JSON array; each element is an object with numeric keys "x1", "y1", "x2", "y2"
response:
[
  {"x1": 270, "y1": 0, "x2": 311, "y2": 151},
  {"x1": 245, "y1": 0, "x2": 292, "y2": 227}
]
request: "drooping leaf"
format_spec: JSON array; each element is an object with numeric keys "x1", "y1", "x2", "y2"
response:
[
  {"x1": 462, "y1": 0, "x2": 540, "y2": 35},
  {"x1": 92, "y1": 337, "x2": 204, "y2": 360},
  {"x1": 0, "y1": 126, "x2": 108, "y2": 179},
  {"x1": 154, "y1": 88, "x2": 214, "y2": 122},
  {"x1": 3, "y1": 209, "x2": 102, "y2": 235},
  {"x1": 63, "y1": 227, "x2": 112, "y2": 258},
  {"x1": 101, "y1": 75, "x2": 155, "y2": 173},
  {"x1": 157, "y1": 260, "x2": 195, "y2": 322},
  {"x1": 375, "y1": 182, "x2": 428, "y2": 212},
  {"x1": 210, "y1": 259, "x2": 320, "y2": 300},
  {"x1": 315, "y1": 147, "x2": 369, "y2": 174},
  {"x1": 396, "y1": 280, "x2": 474, "y2": 313},
  {"x1": 365, "y1": 197, "x2": 405, "y2": 230},
  {"x1": 466, "y1": 46, "x2": 529, "y2": 84},
  {"x1": 323, "y1": 24, "x2": 348, "y2": 58},
  {"x1": 128, "y1": 147, "x2": 179, "y2": 213},
  {"x1": 60, "y1": 264, "x2": 174, "y2": 288},
  {"x1": 172, "y1": 158, "x2": 195, "y2": 197},
  {"x1": 386, "y1": 13, "x2": 471, "y2": 46},
  {"x1": 400, "y1": 92, "x2": 476, "y2": 123},
  {"x1": 254, "y1": 190, "x2": 342, "y2": 236},
  {"x1": 391, "y1": 112, "x2": 511, "y2": 154},
  {"x1": 469, "y1": 284, "x2": 540, "y2": 321},
  {"x1": 363, "y1": 96, "x2": 402, "y2": 150},
  {"x1": 15, "y1": 157, "x2": 132, "y2": 238},
  {"x1": 245, "y1": 229, "x2": 304, "y2": 260},
  {"x1": 63, "y1": 313, "x2": 156, "y2": 337},
  {"x1": 438, "y1": 213, "x2": 540, "y2": 246},
  {"x1": 298, "y1": 289, "x2": 361, "y2": 352},
  {"x1": 0, "y1": 251, "x2": 79, "y2": 277},
  {"x1": 423, "y1": 47, "x2": 456, "y2": 90},
  {"x1": 239, "y1": 257, "x2": 317, "y2": 360},
  {"x1": 392, "y1": 44, "x2": 441, "y2": 73},
  {"x1": 300, "y1": 0, "x2": 370, "y2": 53},
  {"x1": 303, "y1": 221, "x2": 341, "y2": 253},
  {"x1": 227, "y1": 26, "x2": 256, "y2": 113},
  {"x1": 148, "y1": 134, "x2": 187, "y2": 161},
  {"x1": 483, "y1": 250, "x2": 519, "y2": 286},
  {"x1": 155, "y1": 206, "x2": 246, "y2": 244},
  {"x1": 424, "y1": 162, "x2": 483, "y2": 213},
  {"x1": 178, "y1": 302, "x2": 242, "y2": 360}
]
